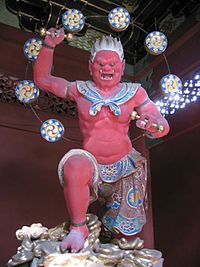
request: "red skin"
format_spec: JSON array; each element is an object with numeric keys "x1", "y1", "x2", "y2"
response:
[{"x1": 34, "y1": 28, "x2": 170, "y2": 252}]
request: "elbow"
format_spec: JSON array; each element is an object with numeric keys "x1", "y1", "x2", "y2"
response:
[
  {"x1": 33, "y1": 72, "x2": 49, "y2": 91},
  {"x1": 33, "y1": 68, "x2": 41, "y2": 88},
  {"x1": 33, "y1": 63, "x2": 47, "y2": 90},
  {"x1": 34, "y1": 76, "x2": 43, "y2": 90},
  {"x1": 163, "y1": 120, "x2": 170, "y2": 136}
]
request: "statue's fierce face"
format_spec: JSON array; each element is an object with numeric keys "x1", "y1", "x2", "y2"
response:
[{"x1": 89, "y1": 50, "x2": 125, "y2": 89}]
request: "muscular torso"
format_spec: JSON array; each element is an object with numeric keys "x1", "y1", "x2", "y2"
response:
[{"x1": 74, "y1": 84, "x2": 136, "y2": 164}]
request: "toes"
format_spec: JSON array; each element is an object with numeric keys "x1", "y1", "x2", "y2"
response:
[
  {"x1": 60, "y1": 243, "x2": 79, "y2": 253},
  {"x1": 60, "y1": 240, "x2": 70, "y2": 252},
  {"x1": 72, "y1": 243, "x2": 83, "y2": 253},
  {"x1": 60, "y1": 230, "x2": 87, "y2": 253},
  {"x1": 60, "y1": 244, "x2": 68, "y2": 253},
  {"x1": 60, "y1": 246, "x2": 68, "y2": 253}
]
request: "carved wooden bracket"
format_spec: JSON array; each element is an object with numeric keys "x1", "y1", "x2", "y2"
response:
[{"x1": 0, "y1": 74, "x2": 78, "y2": 118}]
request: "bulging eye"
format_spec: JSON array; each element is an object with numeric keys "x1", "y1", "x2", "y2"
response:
[
  {"x1": 99, "y1": 62, "x2": 104, "y2": 66},
  {"x1": 109, "y1": 63, "x2": 114, "y2": 67}
]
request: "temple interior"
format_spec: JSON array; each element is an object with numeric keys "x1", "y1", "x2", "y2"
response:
[{"x1": 0, "y1": 0, "x2": 199, "y2": 266}]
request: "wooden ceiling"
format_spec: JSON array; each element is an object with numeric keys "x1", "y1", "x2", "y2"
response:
[{"x1": 4, "y1": 0, "x2": 200, "y2": 65}]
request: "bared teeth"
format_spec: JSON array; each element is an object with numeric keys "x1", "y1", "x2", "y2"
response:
[{"x1": 100, "y1": 73, "x2": 113, "y2": 80}]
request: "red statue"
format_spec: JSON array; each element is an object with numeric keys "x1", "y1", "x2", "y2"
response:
[{"x1": 34, "y1": 28, "x2": 169, "y2": 253}]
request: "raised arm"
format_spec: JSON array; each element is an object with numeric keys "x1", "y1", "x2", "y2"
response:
[
  {"x1": 134, "y1": 86, "x2": 170, "y2": 138},
  {"x1": 34, "y1": 28, "x2": 70, "y2": 99}
]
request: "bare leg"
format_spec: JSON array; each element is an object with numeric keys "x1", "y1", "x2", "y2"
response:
[{"x1": 60, "y1": 155, "x2": 94, "y2": 252}]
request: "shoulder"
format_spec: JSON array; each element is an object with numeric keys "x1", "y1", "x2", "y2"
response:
[
  {"x1": 133, "y1": 86, "x2": 149, "y2": 106},
  {"x1": 119, "y1": 82, "x2": 141, "y2": 100},
  {"x1": 123, "y1": 82, "x2": 141, "y2": 89},
  {"x1": 67, "y1": 80, "x2": 87, "y2": 101},
  {"x1": 122, "y1": 82, "x2": 141, "y2": 95}
]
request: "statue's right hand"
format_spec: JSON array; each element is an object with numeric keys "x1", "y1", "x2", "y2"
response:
[{"x1": 44, "y1": 28, "x2": 65, "y2": 48}]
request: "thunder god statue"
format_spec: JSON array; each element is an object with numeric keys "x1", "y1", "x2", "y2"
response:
[{"x1": 33, "y1": 28, "x2": 169, "y2": 253}]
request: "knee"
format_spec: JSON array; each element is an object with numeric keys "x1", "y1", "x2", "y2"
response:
[{"x1": 63, "y1": 155, "x2": 93, "y2": 185}]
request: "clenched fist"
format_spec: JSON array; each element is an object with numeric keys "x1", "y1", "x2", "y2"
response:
[
  {"x1": 44, "y1": 28, "x2": 65, "y2": 48},
  {"x1": 136, "y1": 113, "x2": 163, "y2": 133}
]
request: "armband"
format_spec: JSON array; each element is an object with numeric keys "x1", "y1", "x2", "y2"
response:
[
  {"x1": 71, "y1": 220, "x2": 87, "y2": 227},
  {"x1": 135, "y1": 98, "x2": 151, "y2": 110},
  {"x1": 144, "y1": 131, "x2": 157, "y2": 139},
  {"x1": 66, "y1": 82, "x2": 72, "y2": 99}
]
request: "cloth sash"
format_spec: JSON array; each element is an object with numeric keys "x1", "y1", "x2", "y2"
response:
[{"x1": 77, "y1": 80, "x2": 141, "y2": 116}]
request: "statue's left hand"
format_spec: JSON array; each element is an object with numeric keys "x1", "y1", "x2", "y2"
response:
[{"x1": 136, "y1": 113, "x2": 163, "y2": 133}]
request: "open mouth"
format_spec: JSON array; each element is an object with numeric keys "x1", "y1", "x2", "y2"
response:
[{"x1": 100, "y1": 70, "x2": 114, "y2": 80}]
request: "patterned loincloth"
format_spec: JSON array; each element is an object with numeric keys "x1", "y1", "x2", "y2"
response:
[{"x1": 58, "y1": 148, "x2": 147, "y2": 236}]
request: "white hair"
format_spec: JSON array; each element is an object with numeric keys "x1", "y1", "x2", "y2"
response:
[{"x1": 90, "y1": 35, "x2": 124, "y2": 62}]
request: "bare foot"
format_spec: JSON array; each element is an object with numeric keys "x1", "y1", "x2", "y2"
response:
[{"x1": 60, "y1": 225, "x2": 89, "y2": 253}]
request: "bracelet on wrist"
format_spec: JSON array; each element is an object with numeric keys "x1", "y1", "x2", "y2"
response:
[
  {"x1": 43, "y1": 43, "x2": 55, "y2": 50},
  {"x1": 144, "y1": 131, "x2": 157, "y2": 139}
]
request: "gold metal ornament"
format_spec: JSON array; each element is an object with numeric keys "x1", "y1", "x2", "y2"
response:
[
  {"x1": 65, "y1": 33, "x2": 74, "y2": 42},
  {"x1": 8, "y1": 213, "x2": 164, "y2": 267},
  {"x1": 39, "y1": 27, "x2": 68, "y2": 40},
  {"x1": 130, "y1": 110, "x2": 164, "y2": 133},
  {"x1": 39, "y1": 27, "x2": 47, "y2": 37}
]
